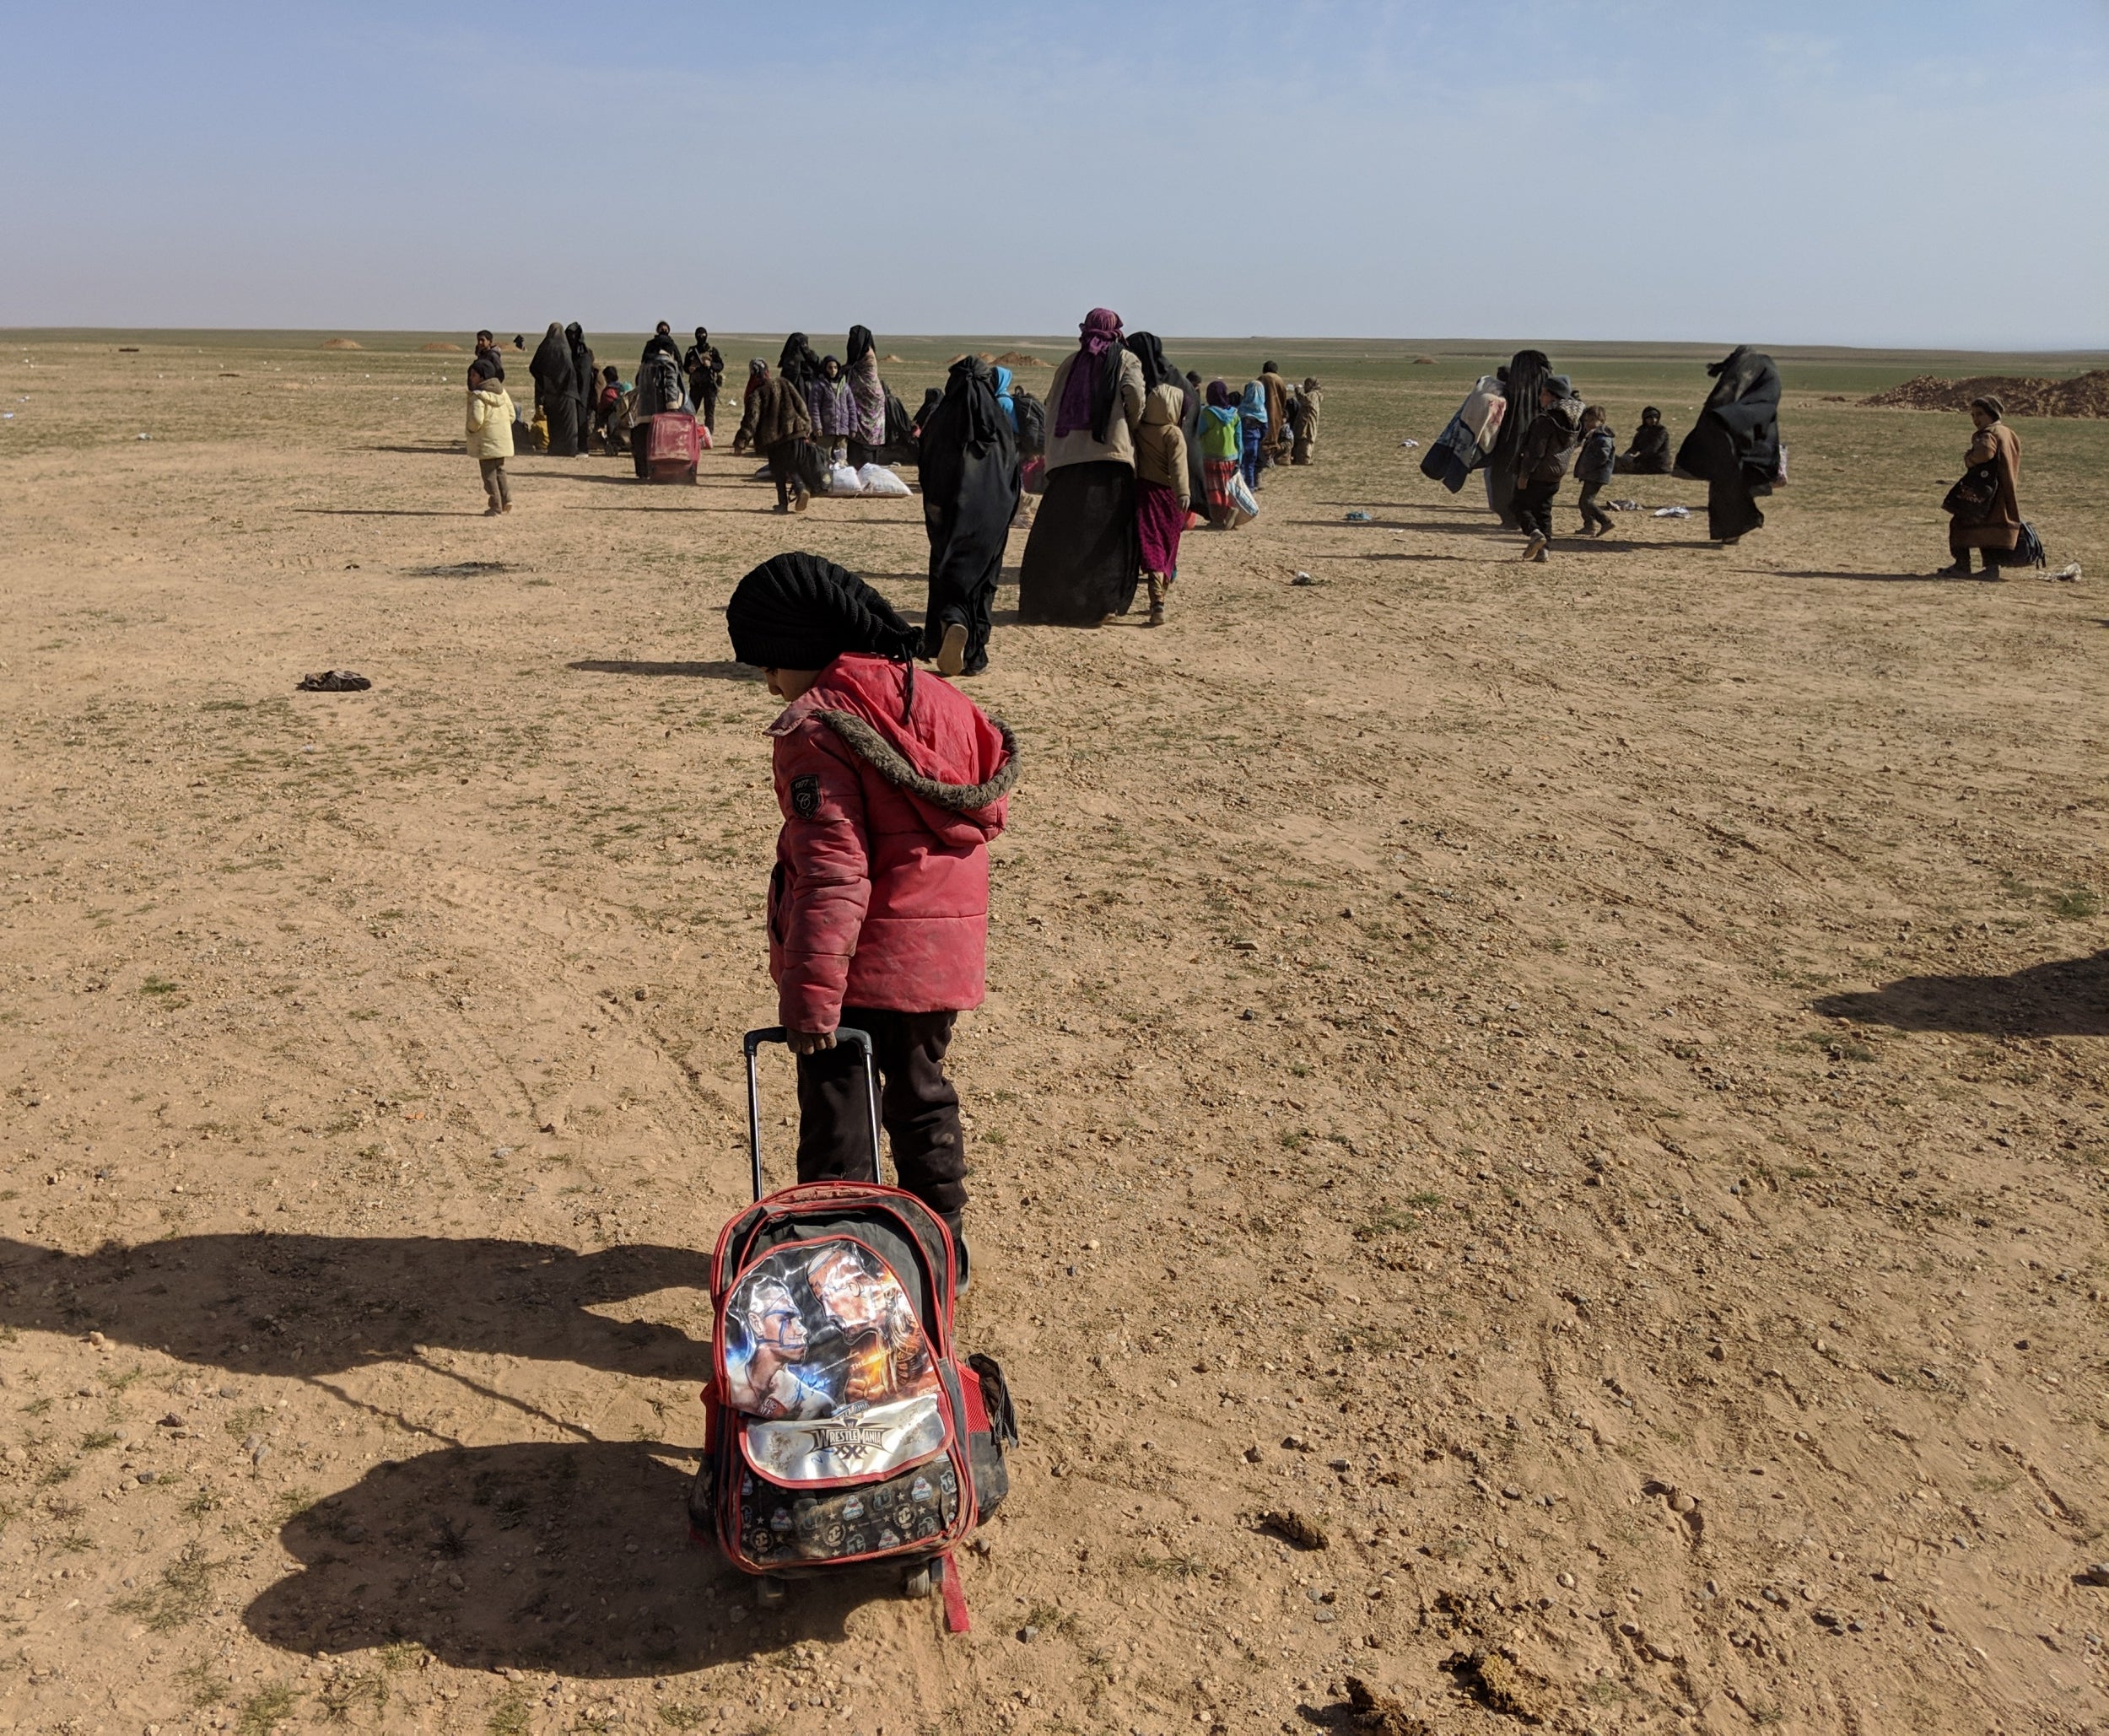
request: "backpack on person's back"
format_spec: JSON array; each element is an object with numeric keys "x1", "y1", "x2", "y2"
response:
[{"x1": 1009, "y1": 389, "x2": 1046, "y2": 456}]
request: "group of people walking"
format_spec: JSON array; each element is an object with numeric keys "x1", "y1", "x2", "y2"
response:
[
  {"x1": 1012, "y1": 310, "x2": 1324, "y2": 632},
  {"x1": 1428, "y1": 345, "x2": 1785, "y2": 558}
]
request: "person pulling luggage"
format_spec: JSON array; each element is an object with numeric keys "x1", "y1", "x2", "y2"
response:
[{"x1": 725, "y1": 553, "x2": 1022, "y2": 1280}]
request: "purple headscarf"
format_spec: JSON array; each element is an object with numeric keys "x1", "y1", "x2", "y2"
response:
[
  {"x1": 1054, "y1": 307, "x2": 1125, "y2": 441},
  {"x1": 1206, "y1": 378, "x2": 1232, "y2": 409}
]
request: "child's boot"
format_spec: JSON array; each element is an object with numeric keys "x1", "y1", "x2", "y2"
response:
[{"x1": 1146, "y1": 574, "x2": 1166, "y2": 627}]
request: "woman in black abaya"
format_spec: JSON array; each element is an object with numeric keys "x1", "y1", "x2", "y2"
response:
[
  {"x1": 530, "y1": 322, "x2": 578, "y2": 456},
  {"x1": 918, "y1": 356, "x2": 1021, "y2": 677},
  {"x1": 565, "y1": 324, "x2": 594, "y2": 456},
  {"x1": 1482, "y1": 348, "x2": 1551, "y2": 527},
  {"x1": 1675, "y1": 347, "x2": 1781, "y2": 543}
]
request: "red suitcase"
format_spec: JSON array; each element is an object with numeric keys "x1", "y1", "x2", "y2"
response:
[{"x1": 641, "y1": 411, "x2": 704, "y2": 483}]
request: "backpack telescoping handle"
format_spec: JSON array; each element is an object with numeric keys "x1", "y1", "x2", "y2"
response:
[{"x1": 742, "y1": 1026, "x2": 882, "y2": 1203}]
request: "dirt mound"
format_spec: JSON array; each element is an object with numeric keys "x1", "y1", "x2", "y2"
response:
[
  {"x1": 993, "y1": 350, "x2": 1050, "y2": 369},
  {"x1": 320, "y1": 338, "x2": 362, "y2": 351},
  {"x1": 419, "y1": 342, "x2": 462, "y2": 353},
  {"x1": 1860, "y1": 369, "x2": 2109, "y2": 418},
  {"x1": 877, "y1": 353, "x2": 905, "y2": 364},
  {"x1": 1413, "y1": 355, "x2": 1437, "y2": 364}
]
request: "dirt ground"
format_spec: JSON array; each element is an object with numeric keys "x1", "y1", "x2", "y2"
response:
[{"x1": 3, "y1": 332, "x2": 2108, "y2": 1736}]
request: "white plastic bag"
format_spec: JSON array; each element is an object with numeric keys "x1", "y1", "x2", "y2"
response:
[
  {"x1": 826, "y1": 462, "x2": 866, "y2": 497},
  {"x1": 856, "y1": 463, "x2": 910, "y2": 498},
  {"x1": 1227, "y1": 472, "x2": 1260, "y2": 526}
]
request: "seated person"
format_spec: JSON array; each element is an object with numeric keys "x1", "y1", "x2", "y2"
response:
[
  {"x1": 593, "y1": 365, "x2": 627, "y2": 452},
  {"x1": 1616, "y1": 406, "x2": 1672, "y2": 474}
]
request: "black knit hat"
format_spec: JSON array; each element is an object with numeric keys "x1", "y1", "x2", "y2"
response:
[{"x1": 725, "y1": 553, "x2": 920, "y2": 671}]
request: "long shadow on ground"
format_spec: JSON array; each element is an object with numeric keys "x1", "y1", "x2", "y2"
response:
[
  {"x1": 568, "y1": 659, "x2": 759, "y2": 682},
  {"x1": 0, "y1": 1233, "x2": 938, "y2": 1669},
  {"x1": 244, "y1": 1437, "x2": 912, "y2": 1675},
  {"x1": 1813, "y1": 952, "x2": 2109, "y2": 1038},
  {"x1": 0, "y1": 1234, "x2": 712, "y2": 1384}
]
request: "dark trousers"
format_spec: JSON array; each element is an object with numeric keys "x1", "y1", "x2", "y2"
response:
[
  {"x1": 765, "y1": 439, "x2": 800, "y2": 508},
  {"x1": 795, "y1": 1009, "x2": 967, "y2": 1220},
  {"x1": 699, "y1": 378, "x2": 719, "y2": 434},
  {"x1": 1576, "y1": 480, "x2": 1611, "y2": 534},
  {"x1": 847, "y1": 438, "x2": 878, "y2": 468},
  {"x1": 1513, "y1": 478, "x2": 1558, "y2": 540}
]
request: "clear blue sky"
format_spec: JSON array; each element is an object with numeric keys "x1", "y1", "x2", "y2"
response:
[{"x1": 3, "y1": 1, "x2": 2104, "y2": 348}]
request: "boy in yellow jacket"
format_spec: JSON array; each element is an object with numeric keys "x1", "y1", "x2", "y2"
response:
[{"x1": 466, "y1": 359, "x2": 515, "y2": 515}]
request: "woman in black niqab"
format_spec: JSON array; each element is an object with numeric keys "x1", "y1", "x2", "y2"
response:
[
  {"x1": 530, "y1": 321, "x2": 579, "y2": 456},
  {"x1": 565, "y1": 323, "x2": 595, "y2": 455},
  {"x1": 1483, "y1": 348, "x2": 1551, "y2": 526},
  {"x1": 779, "y1": 332, "x2": 821, "y2": 391},
  {"x1": 917, "y1": 357, "x2": 1021, "y2": 677},
  {"x1": 1675, "y1": 347, "x2": 1781, "y2": 542}
]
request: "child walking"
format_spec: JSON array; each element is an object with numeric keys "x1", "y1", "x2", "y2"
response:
[
  {"x1": 1573, "y1": 406, "x2": 1615, "y2": 537},
  {"x1": 1511, "y1": 373, "x2": 1583, "y2": 561},
  {"x1": 466, "y1": 359, "x2": 515, "y2": 515},
  {"x1": 725, "y1": 553, "x2": 1022, "y2": 1280}
]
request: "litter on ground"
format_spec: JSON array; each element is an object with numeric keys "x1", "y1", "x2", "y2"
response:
[
  {"x1": 1653, "y1": 505, "x2": 1691, "y2": 518},
  {"x1": 1345, "y1": 510, "x2": 1372, "y2": 522}
]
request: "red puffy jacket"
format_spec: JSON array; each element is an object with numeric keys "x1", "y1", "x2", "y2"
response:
[{"x1": 766, "y1": 655, "x2": 1018, "y2": 1032}]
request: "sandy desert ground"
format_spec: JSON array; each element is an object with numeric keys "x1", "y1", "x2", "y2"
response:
[{"x1": 2, "y1": 330, "x2": 2108, "y2": 1736}]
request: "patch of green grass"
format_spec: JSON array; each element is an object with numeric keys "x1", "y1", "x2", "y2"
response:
[
  {"x1": 1353, "y1": 1206, "x2": 1421, "y2": 1242},
  {"x1": 141, "y1": 974, "x2": 181, "y2": 995},
  {"x1": 657, "y1": 1707, "x2": 709, "y2": 1732},
  {"x1": 2054, "y1": 887, "x2": 2102, "y2": 919},
  {"x1": 273, "y1": 1485, "x2": 316, "y2": 1524},
  {"x1": 38, "y1": 1462, "x2": 77, "y2": 1486},
  {"x1": 179, "y1": 1659, "x2": 230, "y2": 1708},
  {"x1": 182, "y1": 1483, "x2": 224, "y2": 1518},
  {"x1": 114, "y1": 1539, "x2": 221, "y2": 1631},
  {"x1": 224, "y1": 1404, "x2": 270, "y2": 1441},
  {"x1": 316, "y1": 1670, "x2": 386, "y2": 1723},
  {"x1": 1022, "y1": 1599, "x2": 1081, "y2": 1636},
  {"x1": 484, "y1": 1685, "x2": 533, "y2": 1734},
  {"x1": 57, "y1": 1531, "x2": 93, "y2": 1554},
  {"x1": 79, "y1": 1429, "x2": 119, "y2": 1451},
  {"x1": 22, "y1": 1396, "x2": 53, "y2": 1417},
  {"x1": 237, "y1": 1683, "x2": 299, "y2": 1735}
]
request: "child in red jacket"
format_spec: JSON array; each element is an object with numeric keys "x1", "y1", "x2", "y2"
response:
[{"x1": 726, "y1": 553, "x2": 1020, "y2": 1275}]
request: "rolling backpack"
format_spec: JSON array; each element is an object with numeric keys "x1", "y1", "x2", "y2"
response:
[{"x1": 689, "y1": 1027, "x2": 1017, "y2": 1632}]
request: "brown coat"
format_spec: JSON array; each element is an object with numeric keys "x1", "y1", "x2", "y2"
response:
[
  {"x1": 739, "y1": 375, "x2": 813, "y2": 451},
  {"x1": 1260, "y1": 370, "x2": 1292, "y2": 456},
  {"x1": 1952, "y1": 418, "x2": 2021, "y2": 551}
]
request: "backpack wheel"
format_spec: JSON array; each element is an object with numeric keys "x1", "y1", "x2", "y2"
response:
[
  {"x1": 755, "y1": 1574, "x2": 786, "y2": 1609},
  {"x1": 902, "y1": 1561, "x2": 934, "y2": 1600}
]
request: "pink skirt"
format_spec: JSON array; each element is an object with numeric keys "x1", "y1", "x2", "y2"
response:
[{"x1": 1136, "y1": 478, "x2": 1185, "y2": 575}]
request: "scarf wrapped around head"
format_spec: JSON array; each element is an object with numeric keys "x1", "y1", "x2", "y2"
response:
[
  {"x1": 779, "y1": 332, "x2": 819, "y2": 388},
  {"x1": 725, "y1": 552, "x2": 920, "y2": 675},
  {"x1": 845, "y1": 325, "x2": 877, "y2": 370},
  {"x1": 530, "y1": 321, "x2": 574, "y2": 394},
  {"x1": 1125, "y1": 331, "x2": 1173, "y2": 392},
  {"x1": 1206, "y1": 378, "x2": 1232, "y2": 409},
  {"x1": 1238, "y1": 381, "x2": 1267, "y2": 424},
  {"x1": 1054, "y1": 307, "x2": 1125, "y2": 442},
  {"x1": 990, "y1": 364, "x2": 1017, "y2": 431}
]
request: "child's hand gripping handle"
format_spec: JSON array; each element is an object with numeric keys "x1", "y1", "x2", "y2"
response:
[{"x1": 742, "y1": 1026, "x2": 881, "y2": 1203}]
